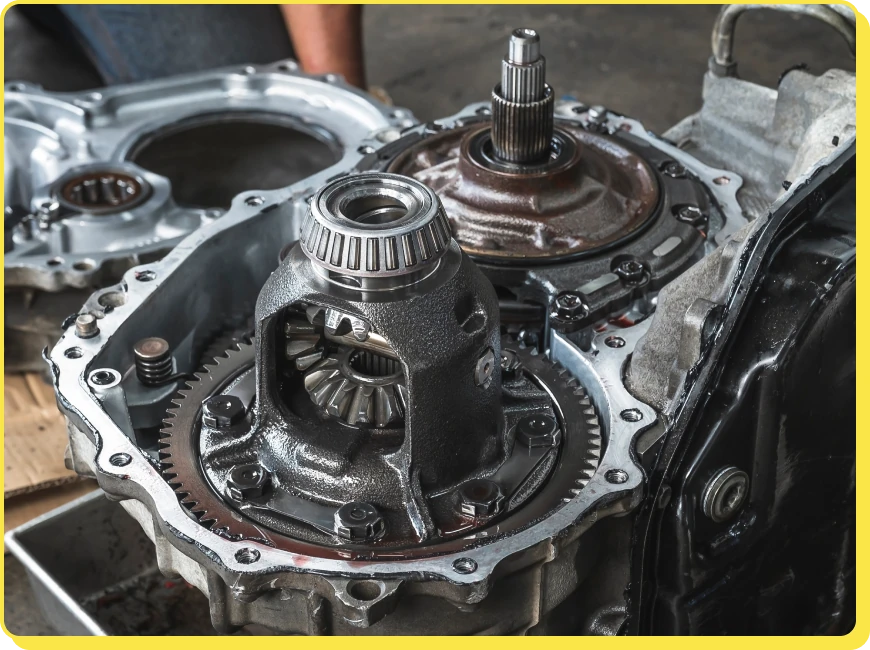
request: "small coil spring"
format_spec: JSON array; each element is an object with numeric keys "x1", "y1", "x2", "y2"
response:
[{"x1": 133, "y1": 337, "x2": 173, "y2": 386}]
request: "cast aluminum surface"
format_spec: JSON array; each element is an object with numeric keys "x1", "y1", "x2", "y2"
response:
[{"x1": 4, "y1": 61, "x2": 412, "y2": 291}]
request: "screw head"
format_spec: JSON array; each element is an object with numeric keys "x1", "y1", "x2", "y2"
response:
[
  {"x1": 474, "y1": 347, "x2": 496, "y2": 387},
  {"x1": 458, "y1": 479, "x2": 504, "y2": 518},
  {"x1": 551, "y1": 291, "x2": 588, "y2": 319},
  {"x1": 500, "y1": 349, "x2": 523, "y2": 381},
  {"x1": 74, "y1": 313, "x2": 99, "y2": 339},
  {"x1": 613, "y1": 259, "x2": 646, "y2": 284},
  {"x1": 226, "y1": 463, "x2": 271, "y2": 501},
  {"x1": 550, "y1": 292, "x2": 589, "y2": 332},
  {"x1": 676, "y1": 205, "x2": 707, "y2": 226},
  {"x1": 662, "y1": 161, "x2": 686, "y2": 178},
  {"x1": 334, "y1": 502, "x2": 385, "y2": 541},
  {"x1": 702, "y1": 466, "x2": 749, "y2": 523},
  {"x1": 516, "y1": 414, "x2": 559, "y2": 448},
  {"x1": 202, "y1": 395, "x2": 247, "y2": 429}
]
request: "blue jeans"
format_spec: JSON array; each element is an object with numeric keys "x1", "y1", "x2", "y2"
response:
[{"x1": 23, "y1": 5, "x2": 295, "y2": 84}]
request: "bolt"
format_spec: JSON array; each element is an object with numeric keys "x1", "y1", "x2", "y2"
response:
[
  {"x1": 202, "y1": 395, "x2": 247, "y2": 429},
  {"x1": 587, "y1": 105, "x2": 607, "y2": 123},
  {"x1": 702, "y1": 466, "x2": 749, "y2": 523},
  {"x1": 37, "y1": 200, "x2": 60, "y2": 222},
  {"x1": 475, "y1": 347, "x2": 496, "y2": 387},
  {"x1": 551, "y1": 292, "x2": 588, "y2": 321},
  {"x1": 516, "y1": 414, "x2": 559, "y2": 448},
  {"x1": 518, "y1": 329, "x2": 539, "y2": 348},
  {"x1": 334, "y1": 502, "x2": 385, "y2": 541},
  {"x1": 74, "y1": 313, "x2": 99, "y2": 339},
  {"x1": 226, "y1": 463, "x2": 271, "y2": 501},
  {"x1": 676, "y1": 205, "x2": 707, "y2": 226},
  {"x1": 662, "y1": 162, "x2": 686, "y2": 178},
  {"x1": 458, "y1": 479, "x2": 504, "y2": 518},
  {"x1": 133, "y1": 337, "x2": 173, "y2": 386},
  {"x1": 613, "y1": 259, "x2": 646, "y2": 284},
  {"x1": 500, "y1": 349, "x2": 522, "y2": 381}
]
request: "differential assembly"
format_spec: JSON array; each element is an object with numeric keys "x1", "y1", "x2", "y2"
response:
[{"x1": 162, "y1": 172, "x2": 600, "y2": 553}]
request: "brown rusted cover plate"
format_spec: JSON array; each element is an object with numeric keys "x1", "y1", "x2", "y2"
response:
[{"x1": 390, "y1": 124, "x2": 659, "y2": 262}]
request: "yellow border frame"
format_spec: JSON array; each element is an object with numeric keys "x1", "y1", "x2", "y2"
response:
[{"x1": 0, "y1": 1, "x2": 864, "y2": 644}]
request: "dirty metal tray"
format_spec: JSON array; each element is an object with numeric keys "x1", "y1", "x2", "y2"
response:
[{"x1": 5, "y1": 489, "x2": 218, "y2": 635}]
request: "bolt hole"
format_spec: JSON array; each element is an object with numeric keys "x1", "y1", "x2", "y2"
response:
[
  {"x1": 277, "y1": 61, "x2": 298, "y2": 72},
  {"x1": 8, "y1": 83, "x2": 25, "y2": 92},
  {"x1": 71, "y1": 259, "x2": 96, "y2": 272},
  {"x1": 620, "y1": 408, "x2": 643, "y2": 422},
  {"x1": 64, "y1": 347, "x2": 83, "y2": 359},
  {"x1": 452, "y1": 557, "x2": 477, "y2": 574},
  {"x1": 475, "y1": 107, "x2": 491, "y2": 116},
  {"x1": 109, "y1": 453, "x2": 131, "y2": 467},
  {"x1": 89, "y1": 369, "x2": 118, "y2": 386},
  {"x1": 605, "y1": 469, "x2": 629, "y2": 484},
  {"x1": 357, "y1": 145, "x2": 375, "y2": 155},
  {"x1": 235, "y1": 548, "x2": 261, "y2": 564},
  {"x1": 347, "y1": 580, "x2": 383, "y2": 601},
  {"x1": 135, "y1": 269, "x2": 157, "y2": 282},
  {"x1": 245, "y1": 196, "x2": 265, "y2": 207},
  {"x1": 604, "y1": 336, "x2": 626, "y2": 348},
  {"x1": 46, "y1": 257, "x2": 64, "y2": 267},
  {"x1": 85, "y1": 92, "x2": 102, "y2": 102},
  {"x1": 243, "y1": 66, "x2": 256, "y2": 75},
  {"x1": 713, "y1": 176, "x2": 731, "y2": 186},
  {"x1": 97, "y1": 290, "x2": 126, "y2": 308}
]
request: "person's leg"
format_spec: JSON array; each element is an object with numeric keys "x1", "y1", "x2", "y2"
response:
[{"x1": 55, "y1": 5, "x2": 296, "y2": 84}]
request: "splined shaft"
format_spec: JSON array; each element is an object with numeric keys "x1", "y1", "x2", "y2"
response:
[{"x1": 491, "y1": 28, "x2": 555, "y2": 165}]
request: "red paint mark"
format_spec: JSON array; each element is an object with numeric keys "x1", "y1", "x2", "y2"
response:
[{"x1": 608, "y1": 315, "x2": 636, "y2": 328}]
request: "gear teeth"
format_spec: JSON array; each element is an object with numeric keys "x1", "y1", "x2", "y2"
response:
[
  {"x1": 347, "y1": 385, "x2": 375, "y2": 425},
  {"x1": 160, "y1": 338, "x2": 257, "y2": 536},
  {"x1": 302, "y1": 351, "x2": 405, "y2": 428}
]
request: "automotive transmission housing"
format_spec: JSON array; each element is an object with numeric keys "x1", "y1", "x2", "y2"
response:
[{"x1": 49, "y1": 6, "x2": 855, "y2": 635}]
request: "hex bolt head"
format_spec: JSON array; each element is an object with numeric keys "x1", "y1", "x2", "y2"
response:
[
  {"x1": 458, "y1": 479, "x2": 504, "y2": 518},
  {"x1": 613, "y1": 259, "x2": 646, "y2": 284},
  {"x1": 662, "y1": 161, "x2": 686, "y2": 178},
  {"x1": 74, "y1": 313, "x2": 99, "y2": 339},
  {"x1": 516, "y1": 414, "x2": 560, "y2": 448},
  {"x1": 474, "y1": 347, "x2": 496, "y2": 387},
  {"x1": 202, "y1": 395, "x2": 246, "y2": 429},
  {"x1": 551, "y1": 292, "x2": 588, "y2": 321},
  {"x1": 334, "y1": 502, "x2": 385, "y2": 541},
  {"x1": 226, "y1": 463, "x2": 271, "y2": 501},
  {"x1": 676, "y1": 205, "x2": 707, "y2": 226},
  {"x1": 500, "y1": 349, "x2": 523, "y2": 381},
  {"x1": 702, "y1": 466, "x2": 749, "y2": 523}
]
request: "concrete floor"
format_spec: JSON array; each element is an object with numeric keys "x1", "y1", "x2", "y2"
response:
[{"x1": 2, "y1": 4, "x2": 855, "y2": 636}]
